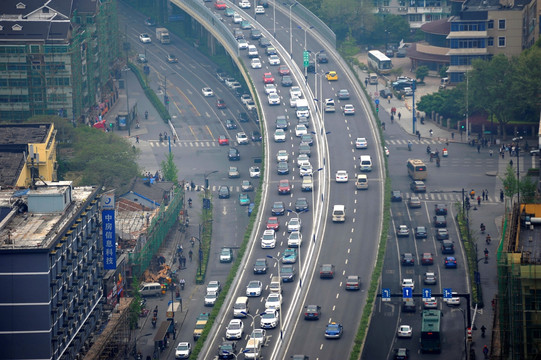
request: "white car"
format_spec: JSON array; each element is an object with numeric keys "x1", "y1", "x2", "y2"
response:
[
  {"x1": 401, "y1": 278, "x2": 415, "y2": 291},
  {"x1": 251, "y1": 58, "x2": 262, "y2": 69},
  {"x1": 261, "y1": 229, "x2": 276, "y2": 248},
  {"x1": 297, "y1": 154, "x2": 310, "y2": 167},
  {"x1": 249, "y1": 329, "x2": 266, "y2": 343},
  {"x1": 246, "y1": 280, "x2": 263, "y2": 297},
  {"x1": 403, "y1": 87, "x2": 413, "y2": 96},
  {"x1": 239, "y1": 0, "x2": 251, "y2": 8},
  {"x1": 343, "y1": 104, "x2": 355, "y2": 115},
  {"x1": 299, "y1": 164, "x2": 313, "y2": 176},
  {"x1": 204, "y1": 291, "x2": 218, "y2": 306},
  {"x1": 265, "y1": 293, "x2": 282, "y2": 310},
  {"x1": 175, "y1": 342, "x2": 192, "y2": 359},
  {"x1": 397, "y1": 225, "x2": 409, "y2": 237},
  {"x1": 207, "y1": 280, "x2": 221, "y2": 294},
  {"x1": 226, "y1": 319, "x2": 244, "y2": 340},
  {"x1": 335, "y1": 170, "x2": 349, "y2": 183},
  {"x1": 139, "y1": 33, "x2": 151, "y2": 43},
  {"x1": 249, "y1": 166, "x2": 261, "y2": 178},
  {"x1": 287, "y1": 231, "x2": 302, "y2": 247},
  {"x1": 444, "y1": 292, "x2": 461, "y2": 306},
  {"x1": 240, "y1": 94, "x2": 252, "y2": 105},
  {"x1": 268, "y1": 54, "x2": 281, "y2": 65},
  {"x1": 385, "y1": 146, "x2": 390, "y2": 157},
  {"x1": 255, "y1": 5, "x2": 265, "y2": 13},
  {"x1": 202, "y1": 87, "x2": 214, "y2": 97},
  {"x1": 424, "y1": 297, "x2": 438, "y2": 309},
  {"x1": 290, "y1": 86, "x2": 302, "y2": 98},
  {"x1": 245, "y1": 100, "x2": 256, "y2": 111},
  {"x1": 355, "y1": 137, "x2": 368, "y2": 149},
  {"x1": 276, "y1": 150, "x2": 289, "y2": 162},
  {"x1": 324, "y1": 98, "x2": 336, "y2": 112},
  {"x1": 233, "y1": 13, "x2": 243, "y2": 23},
  {"x1": 295, "y1": 124, "x2": 308, "y2": 137},
  {"x1": 265, "y1": 84, "x2": 277, "y2": 95},
  {"x1": 274, "y1": 129, "x2": 286, "y2": 142},
  {"x1": 268, "y1": 93, "x2": 280, "y2": 105},
  {"x1": 287, "y1": 218, "x2": 302, "y2": 232},
  {"x1": 290, "y1": 95, "x2": 299, "y2": 108},
  {"x1": 238, "y1": 38, "x2": 249, "y2": 50},
  {"x1": 260, "y1": 309, "x2": 279, "y2": 329},
  {"x1": 397, "y1": 325, "x2": 412, "y2": 338},
  {"x1": 236, "y1": 132, "x2": 249, "y2": 145}
]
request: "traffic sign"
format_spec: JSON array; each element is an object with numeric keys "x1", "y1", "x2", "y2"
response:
[
  {"x1": 422, "y1": 288, "x2": 432, "y2": 300},
  {"x1": 303, "y1": 51, "x2": 309, "y2": 67},
  {"x1": 382, "y1": 288, "x2": 391, "y2": 301},
  {"x1": 375, "y1": 99, "x2": 380, "y2": 105},
  {"x1": 443, "y1": 288, "x2": 453, "y2": 299},
  {"x1": 402, "y1": 287, "x2": 413, "y2": 298}
]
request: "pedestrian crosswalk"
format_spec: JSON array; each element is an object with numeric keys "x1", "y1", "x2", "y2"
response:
[
  {"x1": 401, "y1": 192, "x2": 499, "y2": 204},
  {"x1": 148, "y1": 140, "x2": 261, "y2": 148},
  {"x1": 386, "y1": 139, "x2": 450, "y2": 146}
]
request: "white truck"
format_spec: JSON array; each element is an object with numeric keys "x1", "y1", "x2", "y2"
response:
[
  {"x1": 295, "y1": 98, "x2": 310, "y2": 119},
  {"x1": 156, "y1": 28, "x2": 170, "y2": 44}
]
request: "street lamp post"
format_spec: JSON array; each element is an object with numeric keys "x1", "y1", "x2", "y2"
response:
[
  {"x1": 194, "y1": 233, "x2": 203, "y2": 276},
  {"x1": 284, "y1": 2, "x2": 297, "y2": 58},
  {"x1": 513, "y1": 136, "x2": 523, "y2": 205},
  {"x1": 266, "y1": 255, "x2": 284, "y2": 339},
  {"x1": 273, "y1": 0, "x2": 276, "y2": 38}
]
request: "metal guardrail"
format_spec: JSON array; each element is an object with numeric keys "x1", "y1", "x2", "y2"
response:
[{"x1": 288, "y1": 1, "x2": 336, "y2": 49}]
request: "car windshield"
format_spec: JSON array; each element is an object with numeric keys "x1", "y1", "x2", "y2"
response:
[{"x1": 262, "y1": 312, "x2": 275, "y2": 318}]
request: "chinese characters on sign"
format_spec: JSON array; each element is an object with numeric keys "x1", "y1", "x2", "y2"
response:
[{"x1": 102, "y1": 194, "x2": 116, "y2": 270}]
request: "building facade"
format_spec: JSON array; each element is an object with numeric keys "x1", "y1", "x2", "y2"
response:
[{"x1": 374, "y1": 0, "x2": 454, "y2": 28}]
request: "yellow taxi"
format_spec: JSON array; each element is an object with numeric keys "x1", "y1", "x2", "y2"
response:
[{"x1": 326, "y1": 71, "x2": 338, "y2": 81}]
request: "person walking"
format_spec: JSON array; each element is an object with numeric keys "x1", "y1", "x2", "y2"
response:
[
  {"x1": 500, "y1": 189, "x2": 504, "y2": 202},
  {"x1": 136, "y1": 135, "x2": 139, "y2": 143},
  {"x1": 485, "y1": 189, "x2": 489, "y2": 201},
  {"x1": 417, "y1": 131, "x2": 421, "y2": 141},
  {"x1": 398, "y1": 112, "x2": 401, "y2": 120},
  {"x1": 477, "y1": 196, "x2": 481, "y2": 206},
  {"x1": 481, "y1": 190, "x2": 485, "y2": 200},
  {"x1": 390, "y1": 115, "x2": 394, "y2": 123},
  {"x1": 483, "y1": 345, "x2": 489, "y2": 359},
  {"x1": 429, "y1": 129, "x2": 433, "y2": 137},
  {"x1": 189, "y1": 249, "x2": 193, "y2": 262},
  {"x1": 477, "y1": 144, "x2": 481, "y2": 153}
]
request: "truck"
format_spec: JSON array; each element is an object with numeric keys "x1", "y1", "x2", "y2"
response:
[
  {"x1": 156, "y1": 28, "x2": 170, "y2": 44},
  {"x1": 295, "y1": 98, "x2": 310, "y2": 119},
  {"x1": 193, "y1": 313, "x2": 209, "y2": 340}
]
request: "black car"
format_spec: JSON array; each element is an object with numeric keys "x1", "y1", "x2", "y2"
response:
[
  {"x1": 281, "y1": 75, "x2": 293, "y2": 87},
  {"x1": 295, "y1": 197, "x2": 309, "y2": 212},
  {"x1": 239, "y1": 112, "x2": 250, "y2": 123},
  {"x1": 253, "y1": 258, "x2": 268, "y2": 274},
  {"x1": 415, "y1": 226, "x2": 428, "y2": 238},
  {"x1": 319, "y1": 264, "x2": 335, "y2": 278},
  {"x1": 434, "y1": 215, "x2": 447, "y2": 228},
  {"x1": 250, "y1": 28, "x2": 262, "y2": 39},
  {"x1": 259, "y1": 37, "x2": 271, "y2": 47},
  {"x1": 258, "y1": 0, "x2": 269, "y2": 7},
  {"x1": 306, "y1": 60, "x2": 315, "y2": 73},
  {"x1": 391, "y1": 190, "x2": 403, "y2": 202},
  {"x1": 435, "y1": 203, "x2": 448, "y2": 215},
  {"x1": 218, "y1": 341, "x2": 237, "y2": 359},
  {"x1": 394, "y1": 348, "x2": 409, "y2": 360},
  {"x1": 271, "y1": 201, "x2": 285, "y2": 216},
  {"x1": 277, "y1": 161, "x2": 289, "y2": 175},
  {"x1": 316, "y1": 51, "x2": 328, "y2": 63},
  {"x1": 401, "y1": 253, "x2": 415, "y2": 266},
  {"x1": 228, "y1": 147, "x2": 240, "y2": 161},
  {"x1": 275, "y1": 116, "x2": 288, "y2": 130},
  {"x1": 441, "y1": 240, "x2": 455, "y2": 254},
  {"x1": 379, "y1": 88, "x2": 393, "y2": 99},
  {"x1": 218, "y1": 185, "x2": 230, "y2": 199},
  {"x1": 304, "y1": 304, "x2": 321, "y2": 320},
  {"x1": 225, "y1": 119, "x2": 237, "y2": 129},
  {"x1": 280, "y1": 265, "x2": 296, "y2": 282},
  {"x1": 251, "y1": 130, "x2": 262, "y2": 142}
]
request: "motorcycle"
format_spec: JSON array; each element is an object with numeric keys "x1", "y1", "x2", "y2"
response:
[
  {"x1": 486, "y1": 234, "x2": 491, "y2": 244},
  {"x1": 426, "y1": 146, "x2": 431, "y2": 154},
  {"x1": 480, "y1": 224, "x2": 486, "y2": 234}
]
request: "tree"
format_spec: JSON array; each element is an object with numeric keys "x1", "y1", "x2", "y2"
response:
[
  {"x1": 417, "y1": 87, "x2": 463, "y2": 121},
  {"x1": 415, "y1": 66, "x2": 429, "y2": 83},
  {"x1": 439, "y1": 65, "x2": 449, "y2": 79},
  {"x1": 519, "y1": 176, "x2": 537, "y2": 204},
  {"x1": 500, "y1": 165, "x2": 518, "y2": 199},
  {"x1": 161, "y1": 152, "x2": 179, "y2": 183}
]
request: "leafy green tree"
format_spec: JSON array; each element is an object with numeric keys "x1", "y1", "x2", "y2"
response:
[
  {"x1": 128, "y1": 277, "x2": 142, "y2": 330},
  {"x1": 320, "y1": 0, "x2": 375, "y2": 41},
  {"x1": 520, "y1": 176, "x2": 537, "y2": 204},
  {"x1": 511, "y1": 40, "x2": 541, "y2": 123},
  {"x1": 500, "y1": 165, "x2": 518, "y2": 199},
  {"x1": 417, "y1": 88, "x2": 463, "y2": 120},
  {"x1": 415, "y1": 66, "x2": 429, "y2": 82},
  {"x1": 439, "y1": 65, "x2": 449, "y2": 79},
  {"x1": 161, "y1": 152, "x2": 179, "y2": 183}
]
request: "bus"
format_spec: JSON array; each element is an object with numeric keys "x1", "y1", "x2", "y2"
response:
[
  {"x1": 421, "y1": 310, "x2": 441, "y2": 353},
  {"x1": 407, "y1": 159, "x2": 427, "y2": 180},
  {"x1": 367, "y1": 50, "x2": 392, "y2": 75}
]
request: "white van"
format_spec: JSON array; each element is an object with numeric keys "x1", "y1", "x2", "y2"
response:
[
  {"x1": 139, "y1": 282, "x2": 162, "y2": 297},
  {"x1": 368, "y1": 73, "x2": 378, "y2": 85},
  {"x1": 248, "y1": 45, "x2": 258, "y2": 58},
  {"x1": 269, "y1": 276, "x2": 282, "y2": 294},
  {"x1": 332, "y1": 205, "x2": 346, "y2": 222},
  {"x1": 359, "y1": 155, "x2": 372, "y2": 172},
  {"x1": 233, "y1": 296, "x2": 249, "y2": 317},
  {"x1": 244, "y1": 338, "x2": 262, "y2": 359},
  {"x1": 355, "y1": 174, "x2": 368, "y2": 190},
  {"x1": 295, "y1": 98, "x2": 310, "y2": 119}
]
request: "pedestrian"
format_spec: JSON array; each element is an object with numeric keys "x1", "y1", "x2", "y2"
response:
[
  {"x1": 501, "y1": 151, "x2": 505, "y2": 159},
  {"x1": 483, "y1": 345, "x2": 489, "y2": 358},
  {"x1": 492, "y1": 298, "x2": 496, "y2": 310},
  {"x1": 482, "y1": 190, "x2": 485, "y2": 200},
  {"x1": 398, "y1": 112, "x2": 401, "y2": 120},
  {"x1": 500, "y1": 189, "x2": 504, "y2": 202},
  {"x1": 481, "y1": 325, "x2": 486, "y2": 337},
  {"x1": 382, "y1": 122, "x2": 385, "y2": 130},
  {"x1": 477, "y1": 196, "x2": 481, "y2": 206},
  {"x1": 189, "y1": 249, "x2": 193, "y2": 262},
  {"x1": 429, "y1": 129, "x2": 433, "y2": 137},
  {"x1": 364, "y1": 78, "x2": 368, "y2": 87},
  {"x1": 470, "y1": 189, "x2": 475, "y2": 199},
  {"x1": 417, "y1": 131, "x2": 421, "y2": 141},
  {"x1": 510, "y1": 159, "x2": 513, "y2": 167},
  {"x1": 190, "y1": 181, "x2": 195, "y2": 191},
  {"x1": 477, "y1": 144, "x2": 481, "y2": 153},
  {"x1": 485, "y1": 189, "x2": 489, "y2": 200},
  {"x1": 136, "y1": 135, "x2": 139, "y2": 143},
  {"x1": 387, "y1": 95, "x2": 391, "y2": 104},
  {"x1": 390, "y1": 115, "x2": 394, "y2": 123},
  {"x1": 451, "y1": 132, "x2": 455, "y2": 139},
  {"x1": 489, "y1": 149, "x2": 493, "y2": 157}
]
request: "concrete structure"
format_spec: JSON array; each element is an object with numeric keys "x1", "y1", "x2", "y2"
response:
[
  {"x1": 0, "y1": 0, "x2": 119, "y2": 122},
  {"x1": 374, "y1": 0, "x2": 454, "y2": 28},
  {"x1": 0, "y1": 182, "x2": 102, "y2": 360},
  {"x1": 0, "y1": 123, "x2": 57, "y2": 187}
]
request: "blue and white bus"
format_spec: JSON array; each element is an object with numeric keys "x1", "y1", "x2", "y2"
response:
[{"x1": 368, "y1": 50, "x2": 393, "y2": 75}]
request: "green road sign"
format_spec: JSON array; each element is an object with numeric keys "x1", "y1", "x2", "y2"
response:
[{"x1": 303, "y1": 51, "x2": 309, "y2": 67}]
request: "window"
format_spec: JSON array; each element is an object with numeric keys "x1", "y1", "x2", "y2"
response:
[
  {"x1": 488, "y1": 37, "x2": 494, "y2": 46},
  {"x1": 498, "y1": 19, "x2": 506, "y2": 29},
  {"x1": 498, "y1": 36, "x2": 506, "y2": 47},
  {"x1": 488, "y1": 20, "x2": 494, "y2": 29}
]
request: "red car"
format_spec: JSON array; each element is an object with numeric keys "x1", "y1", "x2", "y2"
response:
[
  {"x1": 218, "y1": 135, "x2": 229, "y2": 146},
  {"x1": 216, "y1": 98, "x2": 226, "y2": 109},
  {"x1": 278, "y1": 179, "x2": 291, "y2": 194},
  {"x1": 421, "y1": 252, "x2": 433, "y2": 265},
  {"x1": 214, "y1": 0, "x2": 227, "y2": 9},
  {"x1": 263, "y1": 72, "x2": 274, "y2": 84},
  {"x1": 266, "y1": 217, "x2": 280, "y2": 230},
  {"x1": 279, "y1": 65, "x2": 290, "y2": 76}
]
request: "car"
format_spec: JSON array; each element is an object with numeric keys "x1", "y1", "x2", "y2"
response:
[
  {"x1": 401, "y1": 253, "x2": 415, "y2": 266},
  {"x1": 216, "y1": 98, "x2": 227, "y2": 109},
  {"x1": 337, "y1": 89, "x2": 350, "y2": 99},
  {"x1": 397, "y1": 225, "x2": 409, "y2": 237},
  {"x1": 434, "y1": 215, "x2": 447, "y2": 227},
  {"x1": 206, "y1": 281, "x2": 222, "y2": 295},
  {"x1": 239, "y1": 0, "x2": 251, "y2": 7},
  {"x1": 295, "y1": 124, "x2": 308, "y2": 137},
  {"x1": 250, "y1": 28, "x2": 262, "y2": 40},
  {"x1": 290, "y1": 86, "x2": 302, "y2": 98},
  {"x1": 241, "y1": 180, "x2": 254, "y2": 192},
  {"x1": 394, "y1": 348, "x2": 409, "y2": 360},
  {"x1": 251, "y1": 58, "x2": 262, "y2": 69},
  {"x1": 320, "y1": 264, "x2": 335, "y2": 278},
  {"x1": 343, "y1": 104, "x2": 355, "y2": 115},
  {"x1": 233, "y1": 29, "x2": 244, "y2": 40},
  {"x1": 281, "y1": 75, "x2": 293, "y2": 87},
  {"x1": 271, "y1": 201, "x2": 285, "y2": 216},
  {"x1": 298, "y1": 143, "x2": 312, "y2": 157},
  {"x1": 263, "y1": 72, "x2": 274, "y2": 84},
  {"x1": 401, "y1": 278, "x2": 415, "y2": 291},
  {"x1": 266, "y1": 46, "x2": 277, "y2": 55},
  {"x1": 246, "y1": 280, "x2": 263, "y2": 297},
  {"x1": 276, "y1": 149, "x2": 289, "y2": 162},
  {"x1": 240, "y1": 20, "x2": 251, "y2": 30},
  {"x1": 435, "y1": 203, "x2": 448, "y2": 215},
  {"x1": 218, "y1": 135, "x2": 229, "y2": 146},
  {"x1": 408, "y1": 196, "x2": 421, "y2": 208},
  {"x1": 238, "y1": 193, "x2": 250, "y2": 206},
  {"x1": 324, "y1": 98, "x2": 336, "y2": 113},
  {"x1": 224, "y1": 77, "x2": 236, "y2": 87},
  {"x1": 306, "y1": 60, "x2": 315, "y2": 73},
  {"x1": 204, "y1": 291, "x2": 218, "y2": 306},
  {"x1": 345, "y1": 275, "x2": 360, "y2": 290},
  {"x1": 265, "y1": 293, "x2": 282, "y2": 310},
  {"x1": 397, "y1": 325, "x2": 412, "y2": 338},
  {"x1": 277, "y1": 161, "x2": 289, "y2": 175},
  {"x1": 295, "y1": 197, "x2": 309, "y2": 212},
  {"x1": 237, "y1": 38, "x2": 249, "y2": 50},
  {"x1": 228, "y1": 147, "x2": 240, "y2": 161},
  {"x1": 253, "y1": 258, "x2": 268, "y2": 274},
  {"x1": 437, "y1": 228, "x2": 449, "y2": 240},
  {"x1": 297, "y1": 154, "x2": 310, "y2": 168},
  {"x1": 273, "y1": 129, "x2": 286, "y2": 142},
  {"x1": 278, "y1": 179, "x2": 291, "y2": 194},
  {"x1": 282, "y1": 248, "x2": 297, "y2": 263},
  {"x1": 280, "y1": 264, "x2": 296, "y2": 282},
  {"x1": 275, "y1": 116, "x2": 288, "y2": 129},
  {"x1": 324, "y1": 322, "x2": 343, "y2": 339},
  {"x1": 251, "y1": 131, "x2": 262, "y2": 142},
  {"x1": 218, "y1": 341, "x2": 237, "y2": 359},
  {"x1": 441, "y1": 239, "x2": 455, "y2": 254},
  {"x1": 238, "y1": 112, "x2": 250, "y2": 123},
  {"x1": 444, "y1": 256, "x2": 457, "y2": 268},
  {"x1": 325, "y1": 71, "x2": 338, "y2": 81},
  {"x1": 424, "y1": 297, "x2": 438, "y2": 309},
  {"x1": 235, "y1": 132, "x2": 248, "y2": 145},
  {"x1": 444, "y1": 292, "x2": 461, "y2": 306},
  {"x1": 249, "y1": 329, "x2": 266, "y2": 343},
  {"x1": 259, "y1": 37, "x2": 271, "y2": 47},
  {"x1": 380, "y1": 88, "x2": 393, "y2": 99},
  {"x1": 279, "y1": 65, "x2": 290, "y2": 76},
  {"x1": 391, "y1": 190, "x2": 403, "y2": 202},
  {"x1": 268, "y1": 54, "x2": 281, "y2": 65},
  {"x1": 290, "y1": 95, "x2": 299, "y2": 108},
  {"x1": 260, "y1": 309, "x2": 279, "y2": 329},
  {"x1": 301, "y1": 134, "x2": 313, "y2": 146},
  {"x1": 247, "y1": 167, "x2": 259, "y2": 179},
  {"x1": 139, "y1": 33, "x2": 151, "y2": 43},
  {"x1": 137, "y1": 53, "x2": 148, "y2": 63},
  {"x1": 228, "y1": 166, "x2": 239, "y2": 178},
  {"x1": 215, "y1": 0, "x2": 227, "y2": 9},
  {"x1": 386, "y1": 49, "x2": 394, "y2": 57},
  {"x1": 304, "y1": 304, "x2": 321, "y2": 320},
  {"x1": 225, "y1": 120, "x2": 237, "y2": 131},
  {"x1": 530, "y1": 148, "x2": 540, "y2": 156},
  {"x1": 226, "y1": 319, "x2": 244, "y2": 340},
  {"x1": 218, "y1": 185, "x2": 230, "y2": 199},
  {"x1": 287, "y1": 218, "x2": 301, "y2": 232},
  {"x1": 255, "y1": 5, "x2": 265, "y2": 13},
  {"x1": 384, "y1": 146, "x2": 390, "y2": 156},
  {"x1": 266, "y1": 216, "x2": 280, "y2": 230},
  {"x1": 410, "y1": 180, "x2": 426, "y2": 193},
  {"x1": 267, "y1": 93, "x2": 280, "y2": 105},
  {"x1": 421, "y1": 252, "x2": 434, "y2": 265},
  {"x1": 403, "y1": 87, "x2": 413, "y2": 96},
  {"x1": 316, "y1": 51, "x2": 328, "y2": 63},
  {"x1": 335, "y1": 170, "x2": 348, "y2": 183},
  {"x1": 224, "y1": 7, "x2": 235, "y2": 16},
  {"x1": 144, "y1": 17, "x2": 156, "y2": 26},
  {"x1": 260, "y1": 229, "x2": 276, "y2": 248},
  {"x1": 355, "y1": 137, "x2": 368, "y2": 149},
  {"x1": 220, "y1": 247, "x2": 233, "y2": 263},
  {"x1": 175, "y1": 342, "x2": 192, "y2": 359},
  {"x1": 415, "y1": 226, "x2": 428, "y2": 239},
  {"x1": 424, "y1": 272, "x2": 437, "y2": 285},
  {"x1": 297, "y1": 115, "x2": 309, "y2": 127},
  {"x1": 299, "y1": 164, "x2": 312, "y2": 177},
  {"x1": 240, "y1": 95, "x2": 252, "y2": 106}
]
